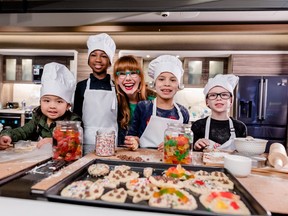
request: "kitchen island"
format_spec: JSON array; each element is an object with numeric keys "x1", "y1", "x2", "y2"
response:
[{"x1": 0, "y1": 147, "x2": 287, "y2": 215}]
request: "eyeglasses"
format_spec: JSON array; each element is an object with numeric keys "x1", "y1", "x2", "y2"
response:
[
  {"x1": 116, "y1": 70, "x2": 140, "y2": 79},
  {"x1": 207, "y1": 92, "x2": 232, "y2": 100}
]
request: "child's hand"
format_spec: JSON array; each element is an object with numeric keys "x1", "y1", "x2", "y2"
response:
[
  {"x1": 194, "y1": 138, "x2": 210, "y2": 150},
  {"x1": 0, "y1": 135, "x2": 12, "y2": 150},
  {"x1": 37, "y1": 138, "x2": 52, "y2": 148},
  {"x1": 124, "y1": 136, "x2": 139, "y2": 151},
  {"x1": 157, "y1": 142, "x2": 164, "y2": 152}
]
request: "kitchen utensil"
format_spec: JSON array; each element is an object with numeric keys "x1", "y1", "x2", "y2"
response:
[
  {"x1": 268, "y1": 143, "x2": 288, "y2": 169},
  {"x1": 234, "y1": 137, "x2": 268, "y2": 156}
]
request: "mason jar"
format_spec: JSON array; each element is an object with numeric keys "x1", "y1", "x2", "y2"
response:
[
  {"x1": 52, "y1": 121, "x2": 83, "y2": 161},
  {"x1": 95, "y1": 129, "x2": 115, "y2": 157},
  {"x1": 163, "y1": 123, "x2": 193, "y2": 164}
]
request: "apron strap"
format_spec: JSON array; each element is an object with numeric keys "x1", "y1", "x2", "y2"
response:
[
  {"x1": 85, "y1": 78, "x2": 91, "y2": 90},
  {"x1": 110, "y1": 80, "x2": 117, "y2": 110},
  {"x1": 228, "y1": 117, "x2": 236, "y2": 139},
  {"x1": 204, "y1": 116, "x2": 211, "y2": 139}
]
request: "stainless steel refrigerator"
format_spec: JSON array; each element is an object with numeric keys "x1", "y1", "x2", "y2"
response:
[{"x1": 235, "y1": 75, "x2": 288, "y2": 151}]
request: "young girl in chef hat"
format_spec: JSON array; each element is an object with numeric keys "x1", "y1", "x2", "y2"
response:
[
  {"x1": 0, "y1": 62, "x2": 81, "y2": 150},
  {"x1": 125, "y1": 55, "x2": 190, "y2": 150},
  {"x1": 192, "y1": 74, "x2": 247, "y2": 151}
]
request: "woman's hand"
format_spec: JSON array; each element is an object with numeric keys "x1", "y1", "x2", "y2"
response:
[
  {"x1": 0, "y1": 135, "x2": 12, "y2": 150},
  {"x1": 194, "y1": 138, "x2": 210, "y2": 150},
  {"x1": 37, "y1": 138, "x2": 52, "y2": 148},
  {"x1": 124, "y1": 136, "x2": 139, "y2": 151}
]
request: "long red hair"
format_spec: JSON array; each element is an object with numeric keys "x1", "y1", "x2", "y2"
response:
[{"x1": 113, "y1": 55, "x2": 147, "y2": 129}]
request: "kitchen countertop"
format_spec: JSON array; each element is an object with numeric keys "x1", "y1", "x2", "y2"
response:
[
  {"x1": 1, "y1": 147, "x2": 288, "y2": 215},
  {"x1": 0, "y1": 196, "x2": 172, "y2": 216},
  {"x1": 0, "y1": 109, "x2": 26, "y2": 114}
]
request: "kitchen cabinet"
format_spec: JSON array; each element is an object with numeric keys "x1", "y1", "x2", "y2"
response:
[
  {"x1": 231, "y1": 54, "x2": 288, "y2": 75},
  {"x1": 2, "y1": 55, "x2": 73, "y2": 83},
  {"x1": 183, "y1": 57, "x2": 228, "y2": 87},
  {"x1": 0, "y1": 49, "x2": 78, "y2": 83}
]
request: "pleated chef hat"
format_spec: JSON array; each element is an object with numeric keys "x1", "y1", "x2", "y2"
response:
[
  {"x1": 40, "y1": 62, "x2": 76, "y2": 104},
  {"x1": 203, "y1": 74, "x2": 239, "y2": 97},
  {"x1": 87, "y1": 33, "x2": 116, "y2": 64},
  {"x1": 148, "y1": 55, "x2": 184, "y2": 86}
]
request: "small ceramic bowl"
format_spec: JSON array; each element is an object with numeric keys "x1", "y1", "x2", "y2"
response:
[{"x1": 224, "y1": 155, "x2": 252, "y2": 177}]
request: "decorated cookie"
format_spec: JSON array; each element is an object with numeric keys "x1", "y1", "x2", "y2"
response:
[
  {"x1": 101, "y1": 188, "x2": 128, "y2": 203},
  {"x1": 149, "y1": 188, "x2": 197, "y2": 210},
  {"x1": 87, "y1": 163, "x2": 110, "y2": 177}
]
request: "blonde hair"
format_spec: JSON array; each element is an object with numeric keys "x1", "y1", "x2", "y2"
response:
[{"x1": 113, "y1": 55, "x2": 147, "y2": 129}]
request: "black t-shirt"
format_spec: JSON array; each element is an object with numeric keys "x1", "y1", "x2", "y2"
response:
[
  {"x1": 73, "y1": 73, "x2": 112, "y2": 118},
  {"x1": 191, "y1": 116, "x2": 247, "y2": 150}
]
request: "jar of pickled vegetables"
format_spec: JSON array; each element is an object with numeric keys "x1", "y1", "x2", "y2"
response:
[
  {"x1": 163, "y1": 123, "x2": 193, "y2": 164},
  {"x1": 52, "y1": 121, "x2": 83, "y2": 161}
]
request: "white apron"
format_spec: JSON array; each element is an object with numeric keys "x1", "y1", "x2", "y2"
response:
[
  {"x1": 140, "y1": 98, "x2": 184, "y2": 148},
  {"x1": 82, "y1": 78, "x2": 118, "y2": 146},
  {"x1": 204, "y1": 116, "x2": 236, "y2": 151}
]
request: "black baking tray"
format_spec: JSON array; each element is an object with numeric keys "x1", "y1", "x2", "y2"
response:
[{"x1": 44, "y1": 159, "x2": 271, "y2": 216}]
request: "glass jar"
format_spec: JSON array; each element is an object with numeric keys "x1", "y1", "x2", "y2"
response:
[
  {"x1": 163, "y1": 123, "x2": 193, "y2": 164},
  {"x1": 95, "y1": 129, "x2": 115, "y2": 157},
  {"x1": 52, "y1": 121, "x2": 83, "y2": 161}
]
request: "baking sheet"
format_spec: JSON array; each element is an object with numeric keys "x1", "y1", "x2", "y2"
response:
[
  {"x1": 45, "y1": 159, "x2": 270, "y2": 216},
  {"x1": 0, "y1": 144, "x2": 53, "y2": 185}
]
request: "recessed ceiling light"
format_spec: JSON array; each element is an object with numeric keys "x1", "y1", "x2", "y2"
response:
[
  {"x1": 146, "y1": 55, "x2": 150, "y2": 58},
  {"x1": 176, "y1": 55, "x2": 180, "y2": 58}
]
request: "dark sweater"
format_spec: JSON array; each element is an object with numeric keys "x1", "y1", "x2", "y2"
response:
[
  {"x1": 0, "y1": 106, "x2": 82, "y2": 142},
  {"x1": 191, "y1": 116, "x2": 247, "y2": 150}
]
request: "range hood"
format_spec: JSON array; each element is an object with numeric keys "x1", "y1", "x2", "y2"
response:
[{"x1": 0, "y1": 0, "x2": 287, "y2": 13}]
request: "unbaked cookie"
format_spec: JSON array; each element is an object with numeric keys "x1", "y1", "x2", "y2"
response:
[
  {"x1": 149, "y1": 188, "x2": 197, "y2": 210},
  {"x1": 87, "y1": 163, "x2": 110, "y2": 177},
  {"x1": 60, "y1": 180, "x2": 94, "y2": 199},
  {"x1": 143, "y1": 167, "x2": 153, "y2": 178},
  {"x1": 101, "y1": 188, "x2": 127, "y2": 203}
]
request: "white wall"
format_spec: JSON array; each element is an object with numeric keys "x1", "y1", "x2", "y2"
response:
[
  {"x1": 13, "y1": 84, "x2": 41, "y2": 108},
  {"x1": 174, "y1": 88, "x2": 210, "y2": 122}
]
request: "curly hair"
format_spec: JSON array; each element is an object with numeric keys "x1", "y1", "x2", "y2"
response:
[{"x1": 113, "y1": 55, "x2": 147, "y2": 129}]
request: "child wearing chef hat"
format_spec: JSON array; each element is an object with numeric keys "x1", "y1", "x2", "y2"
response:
[
  {"x1": 192, "y1": 74, "x2": 247, "y2": 151},
  {"x1": 125, "y1": 55, "x2": 190, "y2": 150},
  {"x1": 0, "y1": 62, "x2": 81, "y2": 150},
  {"x1": 73, "y1": 33, "x2": 118, "y2": 154}
]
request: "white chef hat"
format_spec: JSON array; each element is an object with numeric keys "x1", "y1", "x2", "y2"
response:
[
  {"x1": 148, "y1": 55, "x2": 184, "y2": 86},
  {"x1": 203, "y1": 74, "x2": 239, "y2": 97},
  {"x1": 87, "y1": 33, "x2": 116, "y2": 64},
  {"x1": 40, "y1": 62, "x2": 76, "y2": 104}
]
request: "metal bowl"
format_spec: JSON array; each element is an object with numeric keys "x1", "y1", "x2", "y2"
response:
[{"x1": 234, "y1": 137, "x2": 268, "y2": 156}]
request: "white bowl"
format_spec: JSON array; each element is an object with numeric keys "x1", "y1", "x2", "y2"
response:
[
  {"x1": 224, "y1": 155, "x2": 252, "y2": 177},
  {"x1": 234, "y1": 137, "x2": 268, "y2": 156}
]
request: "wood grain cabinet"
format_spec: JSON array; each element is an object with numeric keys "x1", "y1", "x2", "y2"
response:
[{"x1": 230, "y1": 54, "x2": 288, "y2": 75}]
